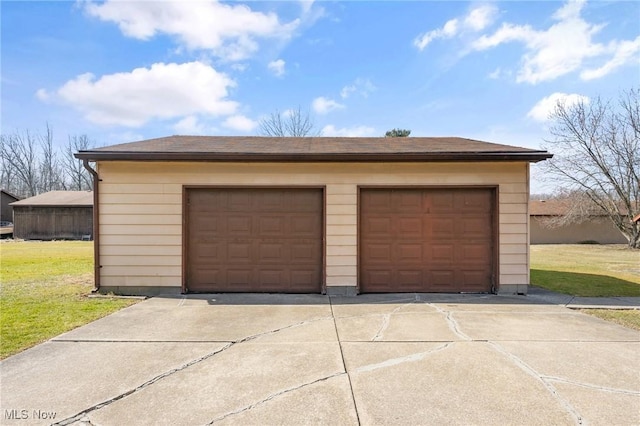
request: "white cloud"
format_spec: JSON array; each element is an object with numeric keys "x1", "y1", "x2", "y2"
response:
[
  {"x1": 231, "y1": 63, "x2": 248, "y2": 72},
  {"x1": 472, "y1": 0, "x2": 638, "y2": 84},
  {"x1": 223, "y1": 115, "x2": 257, "y2": 132},
  {"x1": 321, "y1": 124, "x2": 376, "y2": 137},
  {"x1": 43, "y1": 61, "x2": 238, "y2": 127},
  {"x1": 527, "y1": 92, "x2": 589, "y2": 122},
  {"x1": 464, "y1": 4, "x2": 498, "y2": 31},
  {"x1": 173, "y1": 116, "x2": 206, "y2": 134},
  {"x1": 312, "y1": 97, "x2": 344, "y2": 115},
  {"x1": 35, "y1": 88, "x2": 50, "y2": 102},
  {"x1": 84, "y1": 0, "x2": 299, "y2": 61},
  {"x1": 580, "y1": 36, "x2": 640, "y2": 80},
  {"x1": 340, "y1": 78, "x2": 376, "y2": 99},
  {"x1": 488, "y1": 67, "x2": 502, "y2": 79},
  {"x1": 414, "y1": 4, "x2": 497, "y2": 50},
  {"x1": 268, "y1": 59, "x2": 286, "y2": 77}
]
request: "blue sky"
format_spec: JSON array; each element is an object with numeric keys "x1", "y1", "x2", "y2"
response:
[{"x1": 2, "y1": 1, "x2": 639, "y2": 191}]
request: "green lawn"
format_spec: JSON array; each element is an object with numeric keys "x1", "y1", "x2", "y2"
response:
[
  {"x1": 530, "y1": 244, "x2": 640, "y2": 331},
  {"x1": 530, "y1": 244, "x2": 640, "y2": 297},
  {"x1": 0, "y1": 240, "x2": 138, "y2": 359}
]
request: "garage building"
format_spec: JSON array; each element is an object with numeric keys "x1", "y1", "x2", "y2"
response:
[{"x1": 75, "y1": 136, "x2": 551, "y2": 296}]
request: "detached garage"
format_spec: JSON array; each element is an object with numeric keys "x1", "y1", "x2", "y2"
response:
[
  {"x1": 75, "y1": 136, "x2": 551, "y2": 296},
  {"x1": 10, "y1": 190, "x2": 93, "y2": 240}
]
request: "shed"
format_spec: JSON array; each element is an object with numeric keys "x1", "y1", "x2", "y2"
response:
[
  {"x1": 76, "y1": 136, "x2": 551, "y2": 296},
  {"x1": 1, "y1": 189, "x2": 20, "y2": 222},
  {"x1": 529, "y1": 200, "x2": 626, "y2": 244},
  {"x1": 10, "y1": 191, "x2": 93, "y2": 240}
]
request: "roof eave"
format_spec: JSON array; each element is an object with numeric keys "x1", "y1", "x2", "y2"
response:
[{"x1": 75, "y1": 151, "x2": 553, "y2": 163}]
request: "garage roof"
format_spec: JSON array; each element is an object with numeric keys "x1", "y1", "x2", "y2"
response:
[
  {"x1": 76, "y1": 136, "x2": 552, "y2": 162},
  {"x1": 10, "y1": 191, "x2": 93, "y2": 207}
]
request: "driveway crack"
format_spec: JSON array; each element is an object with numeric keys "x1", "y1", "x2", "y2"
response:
[
  {"x1": 52, "y1": 316, "x2": 331, "y2": 426},
  {"x1": 541, "y1": 376, "x2": 640, "y2": 396},
  {"x1": 52, "y1": 342, "x2": 234, "y2": 426},
  {"x1": 371, "y1": 302, "x2": 413, "y2": 341},
  {"x1": 330, "y1": 297, "x2": 362, "y2": 425},
  {"x1": 488, "y1": 341, "x2": 584, "y2": 425},
  {"x1": 430, "y1": 304, "x2": 471, "y2": 341},
  {"x1": 353, "y1": 343, "x2": 453, "y2": 374},
  {"x1": 204, "y1": 371, "x2": 345, "y2": 424}
]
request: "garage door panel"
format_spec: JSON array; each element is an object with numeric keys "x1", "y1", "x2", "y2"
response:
[
  {"x1": 397, "y1": 217, "x2": 423, "y2": 236},
  {"x1": 293, "y1": 192, "x2": 323, "y2": 211},
  {"x1": 257, "y1": 243, "x2": 286, "y2": 262},
  {"x1": 397, "y1": 191, "x2": 423, "y2": 211},
  {"x1": 363, "y1": 191, "x2": 392, "y2": 211},
  {"x1": 430, "y1": 217, "x2": 455, "y2": 237},
  {"x1": 228, "y1": 216, "x2": 253, "y2": 234},
  {"x1": 397, "y1": 270, "x2": 423, "y2": 287},
  {"x1": 257, "y1": 216, "x2": 285, "y2": 234},
  {"x1": 186, "y1": 188, "x2": 322, "y2": 293},
  {"x1": 290, "y1": 243, "x2": 319, "y2": 262},
  {"x1": 360, "y1": 188, "x2": 494, "y2": 293},
  {"x1": 397, "y1": 243, "x2": 423, "y2": 262},
  {"x1": 363, "y1": 216, "x2": 393, "y2": 235},
  {"x1": 461, "y1": 244, "x2": 492, "y2": 262},
  {"x1": 431, "y1": 244, "x2": 455, "y2": 262},
  {"x1": 362, "y1": 243, "x2": 393, "y2": 261},
  {"x1": 430, "y1": 270, "x2": 455, "y2": 286},
  {"x1": 228, "y1": 192, "x2": 252, "y2": 211},
  {"x1": 430, "y1": 192, "x2": 455, "y2": 212},
  {"x1": 290, "y1": 270, "x2": 317, "y2": 287}
]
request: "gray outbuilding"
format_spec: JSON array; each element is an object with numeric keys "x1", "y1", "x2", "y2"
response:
[{"x1": 10, "y1": 191, "x2": 93, "y2": 240}]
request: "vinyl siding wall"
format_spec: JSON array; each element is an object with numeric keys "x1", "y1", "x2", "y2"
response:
[{"x1": 98, "y1": 161, "x2": 531, "y2": 294}]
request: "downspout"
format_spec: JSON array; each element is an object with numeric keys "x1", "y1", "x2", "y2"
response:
[{"x1": 82, "y1": 159, "x2": 101, "y2": 292}]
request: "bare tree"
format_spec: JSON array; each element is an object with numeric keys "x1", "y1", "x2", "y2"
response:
[
  {"x1": 63, "y1": 135, "x2": 93, "y2": 190},
  {"x1": 0, "y1": 130, "x2": 40, "y2": 197},
  {"x1": 258, "y1": 106, "x2": 319, "y2": 137},
  {"x1": 38, "y1": 124, "x2": 64, "y2": 193},
  {"x1": 0, "y1": 140, "x2": 18, "y2": 194},
  {"x1": 541, "y1": 88, "x2": 640, "y2": 248}
]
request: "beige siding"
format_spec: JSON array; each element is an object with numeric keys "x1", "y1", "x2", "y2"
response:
[{"x1": 97, "y1": 161, "x2": 531, "y2": 292}]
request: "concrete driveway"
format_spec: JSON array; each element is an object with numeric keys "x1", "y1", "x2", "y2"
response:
[{"x1": 1, "y1": 293, "x2": 639, "y2": 426}]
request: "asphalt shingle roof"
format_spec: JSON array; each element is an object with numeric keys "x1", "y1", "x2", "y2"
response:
[
  {"x1": 10, "y1": 191, "x2": 93, "y2": 207},
  {"x1": 76, "y1": 136, "x2": 552, "y2": 162}
]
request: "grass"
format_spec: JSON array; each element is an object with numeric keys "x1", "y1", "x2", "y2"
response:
[
  {"x1": 530, "y1": 244, "x2": 640, "y2": 331},
  {"x1": 0, "y1": 240, "x2": 138, "y2": 359},
  {"x1": 530, "y1": 244, "x2": 640, "y2": 297},
  {"x1": 580, "y1": 309, "x2": 640, "y2": 331}
]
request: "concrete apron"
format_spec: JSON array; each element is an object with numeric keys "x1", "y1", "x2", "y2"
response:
[{"x1": 0, "y1": 293, "x2": 638, "y2": 426}]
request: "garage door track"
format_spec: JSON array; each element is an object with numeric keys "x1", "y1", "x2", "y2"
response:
[{"x1": 1, "y1": 293, "x2": 639, "y2": 425}]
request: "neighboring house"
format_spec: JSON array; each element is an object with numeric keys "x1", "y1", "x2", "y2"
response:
[
  {"x1": 75, "y1": 136, "x2": 551, "y2": 296},
  {"x1": 529, "y1": 200, "x2": 626, "y2": 244},
  {"x1": 1, "y1": 189, "x2": 20, "y2": 222},
  {"x1": 10, "y1": 191, "x2": 93, "y2": 240}
]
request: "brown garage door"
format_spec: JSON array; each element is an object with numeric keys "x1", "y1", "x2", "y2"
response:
[
  {"x1": 360, "y1": 188, "x2": 495, "y2": 293},
  {"x1": 185, "y1": 188, "x2": 323, "y2": 293}
]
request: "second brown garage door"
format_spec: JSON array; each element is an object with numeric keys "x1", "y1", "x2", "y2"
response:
[
  {"x1": 360, "y1": 188, "x2": 495, "y2": 293},
  {"x1": 185, "y1": 188, "x2": 323, "y2": 293}
]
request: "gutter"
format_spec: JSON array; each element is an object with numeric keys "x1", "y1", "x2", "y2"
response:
[
  {"x1": 75, "y1": 151, "x2": 554, "y2": 163},
  {"x1": 82, "y1": 159, "x2": 101, "y2": 292}
]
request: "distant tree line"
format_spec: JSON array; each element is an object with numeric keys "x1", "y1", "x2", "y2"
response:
[{"x1": 0, "y1": 125, "x2": 94, "y2": 198}]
